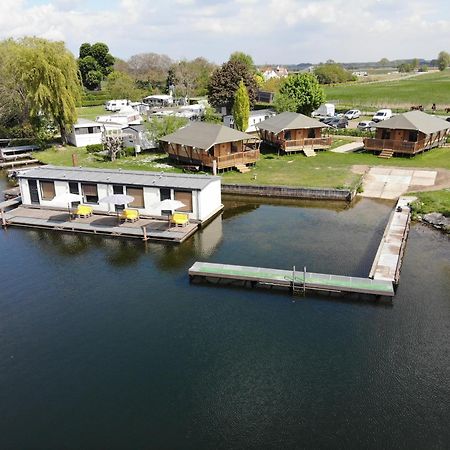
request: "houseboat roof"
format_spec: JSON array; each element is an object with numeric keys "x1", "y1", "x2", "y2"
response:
[
  {"x1": 73, "y1": 118, "x2": 101, "y2": 128},
  {"x1": 17, "y1": 165, "x2": 219, "y2": 190},
  {"x1": 257, "y1": 111, "x2": 325, "y2": 134},
  {"x1": 159, "y1": 122, "x2": 253, "y2": 150},
  {"x1": 375, "y1": 111, "x2": 450, "y2": 135}
]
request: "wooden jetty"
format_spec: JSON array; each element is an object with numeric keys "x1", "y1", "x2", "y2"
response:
[
  {"x1": 0, "y1": 145, "x2": 39, "y2": 159},
  {"x1": 189, "y1": 262, "x2": 395, "y2": 297},
  {"x1": 3, "y1": 206, "x2": 198, "y2": 243},
  {"x1": 0, "y1": 159, "x2": 40, "y2": 169},
  {"x1": 369, "y1": 196, "x2": 414, "y2": 285}
]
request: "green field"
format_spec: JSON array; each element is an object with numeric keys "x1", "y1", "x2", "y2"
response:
[
  {"x1": 324, "y1": 70, "x2": 450, "y2": 111},
  {"x1": 410, "y1": 189, "x2": 450, "y2": 218},
  {"x1": 76, "y1": 105, "x2": 108, "y2": 120},
  {"x1": 34, "y1": 144, "x2": 450, "y2": 190}
]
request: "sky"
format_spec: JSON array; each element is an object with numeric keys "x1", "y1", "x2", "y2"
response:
[{"x1": 1, "y1": 0, "x2": 449, "y2": 64}]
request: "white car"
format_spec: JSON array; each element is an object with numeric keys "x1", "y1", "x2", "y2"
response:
[
  {"x1": 372, "y1": 109, "x2": 393, "y2": 122},
  {"x1": 344, "y1": 109, "x2": 361, "y2": 120},
  {"x1": 357, "y1": 121, "x2": 376, "y2": 131}
]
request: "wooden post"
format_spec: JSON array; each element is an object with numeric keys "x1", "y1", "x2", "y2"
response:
[
  {"x1": 1, "y1": 208, "x2": 6, "y2": 227},
  {"x1": 303, "y1": 266, "x2": 307, "y2": 295},
  {"x1": 72, "y1": 153, "x2": 78, "y2": 167},
  {"x1": 142, "y1": 225, "x2": 148, "y2": 241}
]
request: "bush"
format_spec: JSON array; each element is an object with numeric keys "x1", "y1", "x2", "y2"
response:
[
  {"x1": 86, "y1": 143, "x2": 103, "y2": 153},
  {"x1": 327, "y1": 128, "x2": 373, "y2": 137}
]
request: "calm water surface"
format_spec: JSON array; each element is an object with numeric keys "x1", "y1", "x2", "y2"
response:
[{"x1": 0, "y1": 175, "x2": 449, "y2": 449}]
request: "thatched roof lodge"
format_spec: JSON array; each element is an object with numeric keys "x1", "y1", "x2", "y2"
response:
[
  {"x1": 364, "y1": 111, "x2": 450, "y2": 158},
  {"x1": 159, "y1": 122, "x2": 259, "y2": 173},
  {"x1": 257, "y1": 111, "x2": 332, "y2": 154}
]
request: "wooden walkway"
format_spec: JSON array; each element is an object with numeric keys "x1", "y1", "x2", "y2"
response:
[
  {"x1": 369, "y1": 196, "x2": 414, "y2": 284},
  {"x1": 3, "y1": 206, "x2": 198, "y2": 243},
  {"x1": 189, "y1": 262, "x2": 395, "y2": 297}
]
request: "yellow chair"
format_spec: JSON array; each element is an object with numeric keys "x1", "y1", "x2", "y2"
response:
[
  {"x1": 171, "y1": 212, "x2": 189, "y2": 227},
  {"x1": 120, "y1": 208, "x2": 140, "y2": 223},
  {"x1": 75, "y1": 205, "x2": 93, "y2": 218}
]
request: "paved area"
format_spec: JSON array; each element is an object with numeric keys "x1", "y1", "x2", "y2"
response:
[
  {"x1": 360, "y1": 167, "x2": 437, "y2": 199},
  {"x1": 331, "y1": 141, "x2": 364, "y2": 153}
]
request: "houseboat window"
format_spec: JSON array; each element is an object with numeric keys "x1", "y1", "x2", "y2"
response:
[
  {"x1": 126, "y1": 187, "x2": 144, "y2": 208},
  {"x1": 408, "y1": 131, "x2": 418, "y2": 141},
  {"x1": 174, "y1": 190, "x2": 193, "y2": 212},
  {"x1": 160, "y1": 188, "x2": 171, "y2": 201},
  {"x1": 40, "y1": 181, "x2": 56, "y2": 200},
  {"x1": 308, "y1": 128, "x2": 316, "y2": 138},
  {"x1": 69, "y1": 182, "x2": 79, "y2": 194},
  {"x1": 113, "y1": 185, "x2": 124, "y2": 194},
  {"x1": 381, "y1": 130, "x2": 391, "y2": 140},
  {"x1": 88, "y1": 127, "x2": 94, "y2": 134},
  {"x1": 82, "y1": 183, "x2": 98, "y2": 204}
]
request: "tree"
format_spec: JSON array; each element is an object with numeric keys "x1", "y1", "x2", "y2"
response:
[
  {"x1": 274, "y1": 73, "x2": 325, "y2": 116},
  {"x1": 379, "y1": 58, "x2": 390, "y2": 67},
  {"x1": 106, "y1": 71, "x2": 145, "y2": 101},
  {"x1": 78, "y1": 42, "x2": 114, "y2": 90},
  {"x1": 437, "y1": 51, "x2": 450, "y2": 71},
  {"x1": 229, "y1": 51, "x2": 255, "y2": 72},
  {"x1": 127, "y1": 52, "x2": 173, "y2": 90},
  {"x1": 208, "y1": 60, "x2": 258, "y2": 114},
  {"x1": 411, "y1": 58, "x2": 420, "y2": 70},
  {"x1": 102, "y1": 130, "x2": 123, "y2": 161},
  {"x1": 145, "y1": 116, "x2": 188, "y2": 141},
  {"x1": 202, "y1": 106, "x2": 222, "y2": 124},
  {"x1": 398, "y1": 63, "x2": 412, "y2": 73},
  {"x1": 232, "y1": 80, "x2": 250, "y2": 131},
  {"x1": 16, "y1": 37, "x2": 81, "y2": 142},
  {"x1": 314, "y1": 63, "x2": 355, "y2": 84}
]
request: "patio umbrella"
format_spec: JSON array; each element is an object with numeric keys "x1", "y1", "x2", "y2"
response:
[
  {"x1": 157, "y1": 199, "x2": 186, "y2": 228},
  {"x1": 99, "y1": 194, "x2": 135, "y2": 222},
  {"x1": 53, "y1": 193, "x2": 83, "y2": 221}
]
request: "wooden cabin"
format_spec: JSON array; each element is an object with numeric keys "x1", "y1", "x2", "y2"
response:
[
  {"x1": 159, "y1": 122, "x2": 259, "y2": 173},
  {"x1": 364, "y1": 111, "x2": 450, "y2": 158},
  {"x1": 257, "y1": 111, "x2": 331, "y2": 155}
]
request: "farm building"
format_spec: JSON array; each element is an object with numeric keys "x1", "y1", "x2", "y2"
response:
[
  {"x1": 67, "y1": 119, "x2": 103, "y2": 147},
  {"x1": 159, "y1": 122, "x2": 259, "y2": 173},
  {"x1": 223, "y1": 109, "x2": 276, "y2": 134},
  {"x1": 257, "y1": 111, "x2": 332, "y2": 155},
  {"x1": 17, "y1": 165, "x2": 222, "y2": 224},
  {"x1": 364, "y1": 111, "x2": 450, "y2": 158}
]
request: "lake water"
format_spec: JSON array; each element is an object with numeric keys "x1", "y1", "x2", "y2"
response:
[{"x1": 1, "y1": 174, "x2": 449, "y2": 449}]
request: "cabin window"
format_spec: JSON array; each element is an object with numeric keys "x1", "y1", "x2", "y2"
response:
[
  {"x1": 160, "y1": 188, "x2": 171, "y2": 201},
  {"x1": 40, "y1": 181, "x2": 55, "y2": 200},
  {"x1": 69, "y1": 182, "x2": 79, "y2": 194},
  {"x1": 174, "y1": 190, "x2": 193, "y2": 213},
  {"x1": 308, "y1": 128, "x2": 316, "y2": 138},
  {"x1": 284, "y1": 130, "x2": 292, "y2": 140},
  {"x1": 82, "y1": 183, "x2": 98, "y2": 204},
  {"x1": 408, "y1": 131, "x2": 418, "y2": 142},
  {"x1": 231, "y1": 142, "x2": 239, "y2": 153},
  {"x1": 126, "y1": 187, "x2": 144, "y2": 208},
  {"x1": 381, "y1": 130, "x2": 391, "y2": 140},
  {"x1": 113, "y1": 185, "x2": 124, "y2": 194}
]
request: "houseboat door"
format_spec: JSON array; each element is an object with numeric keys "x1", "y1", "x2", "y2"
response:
[{"x1": 28, "y1": 179, "x2": 39, "y2": 204}]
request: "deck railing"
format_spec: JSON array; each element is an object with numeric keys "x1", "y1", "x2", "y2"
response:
[
  {"x1": 279, "y1": 137, "x2": 332, "y2": 150},
  {"x1": 364, "y1": 136, "x2": 445, "y2": 154}
]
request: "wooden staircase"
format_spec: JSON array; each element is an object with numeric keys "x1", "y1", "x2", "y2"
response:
[
  {"x1": 378, "y1": 149, "x2": 394, "y2": 159},
  {"x1": 235, "y1": 163, "x2": 251, "y2": 173},
  {"x1": 303, "y1": 147, "x2": 316, "y2": 157}
]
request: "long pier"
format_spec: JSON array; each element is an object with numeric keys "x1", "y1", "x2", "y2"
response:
[
  {"x1": 189, "y1": 197, "x2": 416, "y2": 299},
  {"x1": 189, "y1": 262, "x2": 395, "y2": 297}
]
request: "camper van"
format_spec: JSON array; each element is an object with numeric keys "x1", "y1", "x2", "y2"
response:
[
  {"x1": 105, "y1": 99, "x2": 129, "y2": 112},
  {"x1": 312, "y1": 103, "x2": 335, "y2": 118},
  {"x1": 372, "y1": 109, "x2": 393, "y2": 122}
]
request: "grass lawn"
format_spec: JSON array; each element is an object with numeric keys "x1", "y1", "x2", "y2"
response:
[
  {"x1": 410, "y1": 189, "x2": 450, "y2": 217},
  {"x1": 324, "y1": 70, "x2": 450, "y2": 111},
  {"x1": 34, "y1": 144, "x2": 450, "y2": 190},
  {"x1": 76, "y1": 105, "x2": 107, "y2": 120}
]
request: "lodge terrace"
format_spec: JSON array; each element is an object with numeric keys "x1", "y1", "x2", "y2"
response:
[
  {"x1": 159, "y1": 122, "x2": 259, "y2": 173},
  {"x1": 256, "y1": 111, "x2": 332, "y2": 156},
  {"x1": 364, "y1": 110, "x2": 450, "y2": 158}
]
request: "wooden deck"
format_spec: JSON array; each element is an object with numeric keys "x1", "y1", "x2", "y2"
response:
[
  {"x1": 4, "y1": 206, "x2": 198, "y2": 243},
  {"x1": 363, "y1": 136, "x2": 446, "y2": 155},
  {"x1": 189, "y1": 262, "x2": 395, "y2": 297}
]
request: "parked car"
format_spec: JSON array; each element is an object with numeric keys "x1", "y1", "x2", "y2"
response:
[
  {"x1": 357, "y1": 120, "x2": 376, "y2": 131},
  {"x1": 372, "y1": 108, "x2": 393, "y2": 122},
  {"x1": 328, "y1": 117, "x2": 348, "y2": 128},
  {"x1": 344, "y1": 109, "x2": 361, "y2": 120}
]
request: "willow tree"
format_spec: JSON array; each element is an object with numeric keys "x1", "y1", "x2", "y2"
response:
[
  {"x1": 17, "y1": 37, "x2": 82, "y2": 143},
  {"x1": 232, "y1": 80, "x2": 250, "y2": 132}
]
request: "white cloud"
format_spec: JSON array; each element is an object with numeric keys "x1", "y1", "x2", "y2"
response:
[{"x1": 0, "y1": 0, "x2": 449, "y2": 63}]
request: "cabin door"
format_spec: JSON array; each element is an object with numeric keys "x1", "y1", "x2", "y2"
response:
[{"x1": 28, "y1": 179, "x2": 39, "y2": 204}]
